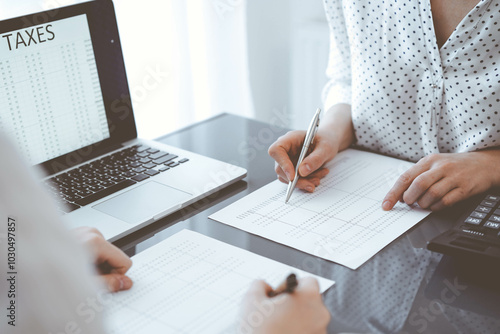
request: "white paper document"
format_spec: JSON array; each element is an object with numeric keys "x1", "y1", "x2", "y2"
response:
[
  {"x1": 210, "y1": 149, "x2": 431, "y2": 270},
  {"x1": 104, "y1": 229, "x2": 334, "y2": 334}
]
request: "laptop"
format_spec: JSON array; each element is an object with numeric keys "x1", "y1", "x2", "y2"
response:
[{"x1": 0, "y1": 0, "x2": 247, "y2": 241}]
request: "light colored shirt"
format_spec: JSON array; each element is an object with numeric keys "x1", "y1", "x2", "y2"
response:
[
  {"x1": 0, "y1": 133, "x2": 106, "y2": 334},
  {"x1": 322, "y1": 0, "x2": 500, "y2": 162}
]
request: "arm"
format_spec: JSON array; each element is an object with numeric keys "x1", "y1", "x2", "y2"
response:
[
  {"x1": 0, "y1": 133, "x2": 108, "y2": 333},
  {"x1": 322, "y1": 0, "x2": 352, "y2": 110},
  {"x1": 268, "y1": 2, "x2": 355, "y2": 192},
  {"x1": 383, "y1": 149, "x2": 500, "y2": 211}
]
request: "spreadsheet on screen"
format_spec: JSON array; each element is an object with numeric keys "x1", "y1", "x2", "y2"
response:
[{"x1": 0, "y1": 14, "x2": 110, "y2": 165}]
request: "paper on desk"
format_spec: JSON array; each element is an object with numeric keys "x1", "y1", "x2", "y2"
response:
[
  {"x1": 210, "y1": 149, "x2": 431, "y2": 270},
  {"x1": 104, "y1": 229, "x2": 334, "y2": 334}
]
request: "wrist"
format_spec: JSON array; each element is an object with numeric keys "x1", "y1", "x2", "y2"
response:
[
  {"x1": 489, "y1": 149, "x2": 500, "y2": 187},
  {"x1": 320, "y1": 103, "x2": 355, "y2": 151},
  {"x1": 474, "y1": 149, "x2": 500, "y2": 187}
]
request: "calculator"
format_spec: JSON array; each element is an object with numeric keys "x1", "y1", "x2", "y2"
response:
[{"x1": 427, "y1": 191, "x2": 500, "y2": 261}]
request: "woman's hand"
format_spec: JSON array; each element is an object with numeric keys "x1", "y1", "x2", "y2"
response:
[
  {"x1": 268, "y1": 104, "x2": 355, "y2": 193},
  {"x1": 268, "y1": 130, "x2": 336, "y2": 192},
  {"x1": 383, "y1": 150, "x2": 500, "y2": 211}
]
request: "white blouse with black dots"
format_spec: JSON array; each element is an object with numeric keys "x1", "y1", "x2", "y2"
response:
[{"x1": 322, "y1": 0, "x2": 500, "y2": 162}]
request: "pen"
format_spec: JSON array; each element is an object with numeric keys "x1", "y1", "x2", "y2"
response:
[
  {"x1": 268, "y1": 273, "x2": 298, "y2": 297},
  {"x1": 285, "y1": 108, "x2": 321, "y2": 203}
]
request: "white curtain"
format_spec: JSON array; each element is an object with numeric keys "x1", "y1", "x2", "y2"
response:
[{"x1": 0, "y1": 0, "x2": 255, "y2": 139}]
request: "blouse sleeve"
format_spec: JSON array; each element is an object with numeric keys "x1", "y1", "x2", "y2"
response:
[
  {"x1": 322, "y1": 0, "x2": 352, "y2": 110},
  {"x1": 0, "y1": 133, "x2": 107, "y2": 334}
]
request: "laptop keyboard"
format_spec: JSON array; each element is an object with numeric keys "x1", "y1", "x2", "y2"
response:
[
  {"x1": 44, "y1": 145, "x2": 189, "y2": 213},
  {"x1": 462, "y1": 194, "x2": 500, "y2": 238}
]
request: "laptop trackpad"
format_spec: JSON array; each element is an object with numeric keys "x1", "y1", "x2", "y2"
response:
[{"x1": 93, "y1": 182, "x2": 192, "y2": 224}]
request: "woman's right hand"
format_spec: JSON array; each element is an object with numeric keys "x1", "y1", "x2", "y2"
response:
[
  {"x1": 268, "y1": 104, "x2": 355, "y2": 193},
  {"x1": 268, "y1": 129, "x2": 339, "y2": 193}
]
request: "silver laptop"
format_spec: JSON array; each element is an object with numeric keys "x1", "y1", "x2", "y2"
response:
[{"x1": 0, "y1": 0, "x2": 246, "y2": 241}]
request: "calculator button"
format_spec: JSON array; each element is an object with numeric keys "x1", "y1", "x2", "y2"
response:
[
  {"x1": 490, "y1": 215, "x2": 500, "y2": 223},
  {"x1": 470, "y1": 211, "x2": 487, "y2": 219},
  {"x1": 484, "y1": 221, "x2": 500, "y2": 230},
  {"x1": 495, "y1": 209, "x2": 500, "y2": 216},
  {"x1": 480, "y1": 200, "x2": 496, "y2": 207},
  {"x1": 465, "y1": 217, "x2": 482, "y2": 225},
  {"x1": 476, "y1": 206, "x2": 492, "y2": 213},
  {"x1": 486, "y1": 195, "x2": 500, "y2": 202}
]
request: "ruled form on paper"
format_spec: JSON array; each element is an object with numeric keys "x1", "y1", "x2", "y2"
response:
[
  {"x1": 104, "y1": 229, "x2": 334, "y2": 334},
  {"x1": 210, "y1": 149, "x2": 431, "y2": 270}
]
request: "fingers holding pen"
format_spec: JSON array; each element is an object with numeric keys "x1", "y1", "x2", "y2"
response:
[
  {"x1": 277, "y1": 167, "x2": 330, "y2": 192},
  {"x1": 269, "y1": 130, "x2": 335, "y2": 192},
  {"x1": 269, "y1": 130, "x2": 306, "y2": 181},
  {"x1": 72, "y1": 227, "x2": 133, "y2": 292},
  {"x1": 297, "y1": 139, "x2": 335, "y2": 178}
]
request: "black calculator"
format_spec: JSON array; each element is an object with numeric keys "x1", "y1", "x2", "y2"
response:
[{"x1": 428, "y1": 192, "x2": 500, "y2": 261}]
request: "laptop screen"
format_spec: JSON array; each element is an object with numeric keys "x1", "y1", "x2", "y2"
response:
[{"x1": 0, "y1": 13, "x2": 110, "y2": 166}]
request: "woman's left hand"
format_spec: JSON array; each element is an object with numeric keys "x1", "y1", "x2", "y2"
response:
[{"x1": 382, "y1": 150, "x2": 500, "y2": 211}]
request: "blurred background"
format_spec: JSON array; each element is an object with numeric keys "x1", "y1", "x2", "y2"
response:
[{"x1": 0, "y1": 0, "x2": 330, "y2": 138}]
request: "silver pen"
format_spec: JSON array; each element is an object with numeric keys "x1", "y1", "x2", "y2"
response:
[{"x1": 285, "y1": 108, "x2": 321, "y2": 203}]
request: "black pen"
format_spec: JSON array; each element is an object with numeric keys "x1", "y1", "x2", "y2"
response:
[{"x1": 268, "y1": 273, "x2": 298, "y2": 297}]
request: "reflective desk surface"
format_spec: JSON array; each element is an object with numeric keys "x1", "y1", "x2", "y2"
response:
[{"x1": 114, "y1": 113, "x2": 500, "y2": 334}]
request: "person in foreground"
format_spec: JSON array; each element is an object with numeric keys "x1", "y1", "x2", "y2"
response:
[
  {"x1": 269, "y1": 0, "x2": 500, "y2": 211},
  {"x1": 74, "y1": 228, "x2": 330, "y2": 334},
  {"x1": 0, "y1": 133, "x2": 330, "y2": 333}
]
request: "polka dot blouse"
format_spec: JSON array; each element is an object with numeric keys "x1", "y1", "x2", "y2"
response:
[{"x1": 322, "y1": 0, "x2": 500, "y2": 162}]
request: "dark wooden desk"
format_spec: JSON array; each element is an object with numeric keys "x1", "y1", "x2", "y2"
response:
[{"x1": 115, "y1": 113, "x2": 500, "y2": 334}]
